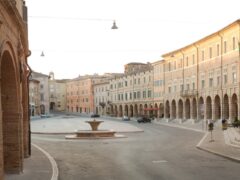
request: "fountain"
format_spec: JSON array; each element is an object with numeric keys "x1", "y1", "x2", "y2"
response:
[{"x1": 65, "y1": 119, "x2": 124, "y2": 139}]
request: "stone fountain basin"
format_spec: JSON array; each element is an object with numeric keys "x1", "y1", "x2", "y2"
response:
[{"x1": 65, "y1": 129, "x2": 125, "y2": 139}]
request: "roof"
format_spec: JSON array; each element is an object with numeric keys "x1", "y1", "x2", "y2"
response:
[{"x1": 162, "y1": 19, "x2": 240, "y2": 57}]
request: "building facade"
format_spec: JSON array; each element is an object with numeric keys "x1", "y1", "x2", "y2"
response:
[
  {"x1": 66, "y1": 75, "x2": 103, "y2": 114},
  {"x1": 153, "y1": 20, "x2": 240, "y2": 125},
  {"x1": 29, "y1": 79, "x2": 40, "y2": 116},
  {"x1": 49, "y1": 72, "x2": 67, "y2": 112},
  {"x1": 31, "y1": 71, "x2": 50, "y2": 115},
  {"x1": 94, "y1": 81, "x2": 110, "y2": 115},
  {"x1": 0, "y1": 0, "x2": 30, "y2": 177},
  {"x1": 109, "y1": 63, "x2": 154, "y2": 118}
]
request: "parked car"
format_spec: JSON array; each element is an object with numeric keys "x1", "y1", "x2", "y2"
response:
[
  {"x1": 91, "y1": 114, "x2": 100, "y2": 118},
  {"x1": 122, "y1": 116, "x2": 130, "y2": 121},
  {"x1": 137, "y1": 117, "x2": 151, "y2": 123}
]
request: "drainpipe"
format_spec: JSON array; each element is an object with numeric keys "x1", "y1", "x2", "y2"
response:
[
  {"x1": 193, "y1": 43, "x2": 201, "y2": 130},
  {"x1": 180, "y1": 50, "x2": 185, "y2": 120},
  {"x1": 26, "y1": 50, "x2": 32, "y2": 156},
  {"x1": 217, "y1": 32, "x2": 224, "y2": 122}
]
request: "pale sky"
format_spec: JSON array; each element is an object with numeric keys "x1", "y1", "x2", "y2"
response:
[{"x1": 27, "y1": 0, "x2": 239, "y2": 79}]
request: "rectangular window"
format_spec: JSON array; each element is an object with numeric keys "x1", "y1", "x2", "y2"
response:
[
  {"x1": 186, "y1": 84, "x2": 190, "y2": 90},
  {"x1": 224, "y1": 75, "x2": 227, "y2": 84},
  {"x1": 201, "y1": 80, "x2": 205, "y2": 89},
  {"x1": 209, "y1": 78, "x2": 213, "y2": 87},
  {"x1": 130, "y1": 93, "x2": 132, "y2": 100},
  {"x1": 40, "y1": 93, "x2": 44, "y2": 101},
  {"x1": 174, "y1": 85, "x2": 177, "y2": 92},
  {"x1": 134, "y1": 92, "x2": 137, "y2": 99},
  {"x1": 224, "y1": 41, "x2": 227, "y2": 53},
  {"x1": 192, "y1": 82, "x2": 195, "y2": 90},
  {"x1": 168, "y1": 87, "x2": 171, "y2": 93},
  {"x1": 186, "y1": 57, "x2": 188, "y2": 67},
  {"x1": 138, "y1": 78, "x2": 140, "y2": 84},
  {"x1": 232, "y1": 72, "x2": 237, "y2": 83},
  {"x1": 125, "y1": 93, "x2": 128, "y2": 100},
  {"x1": 125, "y1": 81, "x2": 128, "y2": 87},
  {"x1": 192, "y1": 54, "x2": 195, "y2": 64},
  {"x1": 233, "y1": 37, "x2": 236, "y2": 50},
  {"x1": 217, "y1": 76, "x2": 221, "y2": 86},
  {"x1": 217, "y1": 44, "x2": 220, "y2": 56},
  {"x1": 137, "y1": 91, "x2": 141, "y2": 99},
  {"x1": 201, "y1": 50, "x2": 204, "y2": 61},
  {"x1": 180, "y1": 84, "x2": 183, "y2": 92},
  {"x1": 209, "y1": 47, "x2": 212, "y2": 59},
  {"x1": 148, "y1": 90, "x2": 152, "y2": 98},
  {"x1": 143, "y1": 91, "x2": 146, "y2": 98}
]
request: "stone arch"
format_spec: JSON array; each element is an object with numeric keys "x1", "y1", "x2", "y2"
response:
[
  {"x1": 214, "y1": 95, "x2": 221, "y2": 120},
  {"x1": 40, "y1": 104, "x2": 45, "y2": 114},
  {"x1": 134, "y1": 104, "x2": 138, "y2": 117},
  {"x1": 159, "y1": 103, "x2": 164, "y2": 118},
  {"x1": 178, "y1": 99, "x2": 183, "y2": 119},
  {"x1": 165, "y1": 101, "x2": 170, "y2": 118},
  {"x1": 198, "y1": 97, "x2": 204, "y2": 119},
  {"x1": 129, "y1": 104, "x2": 133, "y2": 117},
  {"x1": 139, "y1": 104, "x2": 143, "y2": 116},
  {"x1": 223, "y1": 94, "x2": 229, "y2": 119},
  {"x1": 206, "y1": 96, "x2": 212, "y2": 120},
  {"x1": 114, "y1": 105, "x2": 118, "y2": 116},
  {"x1": 231, "y1": 93, "x2": 238, "y2": 121},
  {"x1": 1, "y1": 49, "x2": 22, "y2": 173},
  {"x1": 124, "y1": 105, "x2": 129, "y2": 116},
  {"x1": 185, "y1": 99, "x2": 190, "y2": 119},
  {"x1": 144, "y1": 104, "x2": 148, "y2": 116},
  {"x1": 171, "y1": 100, "x2": 176, "y2": 119},
  {"x1": 119, "y1": 105, "x2": 123, "y2": 117},
  {"x1": 192, "y1": 98, "x2": 197, "y2": 119},
  {"x1": 154, "y1": 103, "x2": 158, "y2": 118}
]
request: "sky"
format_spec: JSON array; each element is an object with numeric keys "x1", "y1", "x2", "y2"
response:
[{"x1": 27, "y1": 0, "x2": 239, "y2": 79}]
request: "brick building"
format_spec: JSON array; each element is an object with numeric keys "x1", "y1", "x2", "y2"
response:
[{"x1": 0, "y1": 0, "x2": 30, "y2": 178}]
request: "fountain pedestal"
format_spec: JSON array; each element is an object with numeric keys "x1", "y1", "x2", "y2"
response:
[
  {"x1": 65, "y1": 119, "x2": 124, "y2": 139},
  {"x1": 85, "y1": 120, "x2": 103, "y2": 131}
]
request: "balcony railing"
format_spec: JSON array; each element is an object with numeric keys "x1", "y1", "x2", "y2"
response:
[{"x1": 180, "y1": 90, "x2": 198, "y2": 97}]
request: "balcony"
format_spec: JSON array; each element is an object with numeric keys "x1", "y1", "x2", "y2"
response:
[{"x1": 180, "y1": 90, "x2": 198, "y2": 97}]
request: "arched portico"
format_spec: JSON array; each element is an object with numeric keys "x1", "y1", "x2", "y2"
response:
[
  {"x1": 223, "y1": 94, "x2": 229, "y2": 120},
  {"x1": 171, "y1": 100, "x2": 176, "y2": 119},
  {"x1": 192, "y1": 98, "x2": 197, "y2": 119},
  {"x1": 1, "y1": 49, "x2": 23, "y2": 173},
  {"x1": 178, "y1": 99, "x2": 183, "y2": 119},
  {"x1": 214, "y1": 95, "x2": 221, "y2": 120},
  {"x1": 206, "y1": 96, "x2": 212, "y2": 120},
  {"x1": 165, "y1": 101, "x2": 170, "y2": 118},
  {"x1": 124, "y1": 105, "x2": 128, "y2": 116},
  {"x1": 134, "y1": 104, "x2": 138, "y2": 117},
  {"x1": 159, "y1": 103, "x2": 164, "y2": 118},
  {"x1": 185, "y1": 99, "x2": 190, "y2": 119},
  {"x1": 198, "y1": 97, "x2": 204, "y2": 120},
  {"x1": 231, "y1": 93, "x2": 238, "y2": 121}
]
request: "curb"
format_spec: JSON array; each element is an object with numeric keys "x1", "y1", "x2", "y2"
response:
[
  {"x1": 196, "y1": 132, "x2": 240, "y2": 163},
  {"x1": 153, "y1": 121, "x2": 204, "y2": 133},
  {"x1": 32, "y1": 143, "x2": 59, "y2": 180}
]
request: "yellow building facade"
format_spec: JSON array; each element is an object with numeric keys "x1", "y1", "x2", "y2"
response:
[{"x1": 153, "y1": 20, "x2": 240, "y2": 125}]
